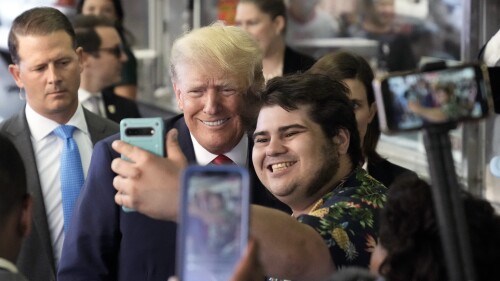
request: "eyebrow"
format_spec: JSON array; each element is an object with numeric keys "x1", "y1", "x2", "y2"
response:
[{"x1": 252, "y1": 124, "x2": 307, "y2": 139}]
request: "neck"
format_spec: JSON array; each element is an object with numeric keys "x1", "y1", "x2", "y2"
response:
[
  {"x1": 262, "y1": 39, "x2": 285, "y2": 79},
  {"x1": 363, "y1": 20, "x2": 391, "y2": 34},
  {"x1": 289, "y1": 9, "x2": 316, "y2": 24},
  {"x1": 0, "y1": 231, "x2": 21, "y2": 265},
  {"x1": 290, "y1": 158, "x2": 354, "y2": 217},
  {"x1": 80, "y1": 75, "x2": 101, "y2": 94}
]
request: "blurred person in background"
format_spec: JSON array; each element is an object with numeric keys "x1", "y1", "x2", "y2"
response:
[
  {"x1": 348, "y1": 0, "x2": 416, "y2": 72},
  {"x1": 285, "y1": 0, "x2": 340, "y2": 44},
  {"x1": 308, "y1": 51, "x2": 416, "y2": 187},
  {"x1": 235, "y1": 0, "x2": 315, "y2": 81},
  {"x1": 370, "y1": 176, "x2": 500, "y2": 281},
  {"x1": 72, "y1": 14, "x2": 141, "y2": 122},
  {"x1": 77, "y1": 0, "x2": 138, "y2": 100},
  {"x1": 0, "y1": 133, "x2": 32, "y2": 281}
]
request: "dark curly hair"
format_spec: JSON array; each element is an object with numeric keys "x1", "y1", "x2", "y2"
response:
[{"x1": 379, "y1": 176, "x2": 500, "y2": 281}]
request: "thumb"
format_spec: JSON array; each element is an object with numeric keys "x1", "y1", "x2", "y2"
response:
[{"x1": 165, "y1": 129, "x2": 187, "y2": 165}]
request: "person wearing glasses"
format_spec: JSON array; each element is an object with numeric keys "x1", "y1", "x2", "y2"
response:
[
  {"x1": 0, "y1": 7, "x2": 118, "y2": 281},
  {"x1": 77, "y1": 0, "x2": 138, "y2": 100},
  {"x1": 72, "y1": 14, "x2": 141, "y2": 123}
]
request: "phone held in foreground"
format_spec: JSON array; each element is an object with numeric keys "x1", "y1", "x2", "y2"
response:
[
  {"x1": 177, "y1": 165, "x2": 250, "y2": 281},
  {"x1": 375, "y1": 63, "x2": 493, "y2": 134},
  {"x1": 119, "y1": 117, "x2": 165, "y2": 212}
]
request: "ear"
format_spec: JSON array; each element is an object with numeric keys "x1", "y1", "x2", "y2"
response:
[
  {"x1": 368, "y1": 102, "x2": 377, "y2": 123},
  {"x1": 75, "y1": 47, "x2": 85, "y2": 74},
  {"x1": 8, "y1": 64, "x2": 24, "y2": 88},
  {"x1": 18, "y1": 194, "x2": 33, "y2": 238},
  {"x1": 172, "y1": 82, "x2": 184, "y2": 111},
  {"x1": 273, "y1": 15, "x2": 285, "y2": 36},
  {"x1": 80, "y1": 51, "x2": 92, "y2": 68},
  {"x1": 332, "y1": 128, "x2": 350, "y2": 155}
]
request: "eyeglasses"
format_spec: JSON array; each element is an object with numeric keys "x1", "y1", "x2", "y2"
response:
[{"x1": 96, "y1": 45, "x2": 125, "y2": 58}]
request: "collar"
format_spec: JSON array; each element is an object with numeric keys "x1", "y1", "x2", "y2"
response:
[
  {"x1": 190, "y1": 133, "x2": 248, "y2": 166},
  {"x1": 78, "y1": 88, "x2": 102, "y2": 102},
  {"x1": 306, "y1": 166, "x2": 363, "y2": 214},
  {"x1": 0, "y1": 257, "x2": 18, "y2": 273},
  {"x1": 25, "y1": 103, "x2": 90, "y2": 142}
]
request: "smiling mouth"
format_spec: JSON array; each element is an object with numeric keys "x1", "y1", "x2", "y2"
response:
[
  {"x1": 202, "y1": 118, "x2": 229, "y2": 127},
  {"x1": 268, "y1": 161, "x2": 296, "y2": 173}
]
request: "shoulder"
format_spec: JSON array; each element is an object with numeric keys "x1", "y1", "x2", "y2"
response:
[
  {"x1": 0, "y1": 111, "x2": 28, "y2": 139},
  {"x1": 284, "y1": 46, "x2": 316, "y2": 74},
  {"x1": 84, "y1": 109, "x2": 119, "y2": 141},
  {"x1": 368, "y1": 159, "x2": 416, "y2": 187}
]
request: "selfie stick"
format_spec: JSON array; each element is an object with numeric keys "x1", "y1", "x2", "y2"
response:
[{"x1": 423, "y1": 123, "x2": 477, "y2": 281}]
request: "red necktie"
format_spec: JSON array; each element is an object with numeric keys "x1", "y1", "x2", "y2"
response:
[{"x1": 211, "y1": 154, "x2": 234, "y2": 165}]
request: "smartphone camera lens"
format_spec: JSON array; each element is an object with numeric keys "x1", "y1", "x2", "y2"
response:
[{"x1": 126, "y1": 127, "x2": 154, "y2": 136}]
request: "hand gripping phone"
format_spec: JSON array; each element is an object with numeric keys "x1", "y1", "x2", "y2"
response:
[
  {"x1": 119, "y1": 117, "x2": 165, "y2": 212},
  {"x1": 177, "y1": 165, "x2": 250, "y2": 281}
]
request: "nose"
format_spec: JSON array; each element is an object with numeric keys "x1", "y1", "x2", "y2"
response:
[
  {"x1": 47, "y1": 64, "x2": 62, "y2": 85},
  {"x1": 265, "y1": 136, "x2": 286, "y2": 156},
  {"x1": 203, "y1": 89, "x2": 221, "y2": 115}
]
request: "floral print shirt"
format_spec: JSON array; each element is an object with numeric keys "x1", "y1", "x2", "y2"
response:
[
  {"x1": 268, "y1": 167, "x2": 387, "y2": 281},
  {"x1": 298, "y1": 167, "x2": 387, "y2": 269}
]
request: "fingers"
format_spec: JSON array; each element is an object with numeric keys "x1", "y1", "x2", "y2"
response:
[
  {"x1": 112, "y1": 140, "x2": 140, "y2": 162},
  {"x1": 111, "y1": 157, "x2": 141, "y2": 179},
  {"x1": 165, "y1": 129, "x2": 187, "y2": 165}
]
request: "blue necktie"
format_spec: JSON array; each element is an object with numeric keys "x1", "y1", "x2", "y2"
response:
[{"x1": 53, "y1": 125, "x2": 84, "y2": 234}]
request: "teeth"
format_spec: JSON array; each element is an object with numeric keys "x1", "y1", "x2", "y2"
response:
[
  {"x1": 203, "y1": 119, "x2": 228, "y2": 126},
  {"x1": 271, "y1": 162, "x2": 295, "y2": 172}
]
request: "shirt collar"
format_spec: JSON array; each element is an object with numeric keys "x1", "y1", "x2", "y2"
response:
[
  {"x1": 0, "y1": 257, "x2": 19, "y2": 273},
  {"x1": 191, "y1": 133, "x2": 248, "y2": 166},
  {"x1": 78, "y1": 88, "x2": 102, "y2": 103},
  {"x1": 25, "y1": 103, "x2": 90, "y2": 142}
]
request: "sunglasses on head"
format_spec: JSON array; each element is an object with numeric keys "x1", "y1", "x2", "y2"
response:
[{"x1": 97, "y1": 44, "x2": 125, "y2": 58}]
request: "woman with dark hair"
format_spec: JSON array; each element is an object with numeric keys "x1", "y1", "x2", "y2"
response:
[
  {"x1": 77, "y1": 0, "x2": 138, "y2": 100},
  {"x1": 235, "y1": 0, "x2": 315, "y2": 81},
  {"x1": 308, "y1": 51, "x2": 414, "y2": 187},
  {"x1": 371, "y1": 176, "x2": 500, "y2": 281}
]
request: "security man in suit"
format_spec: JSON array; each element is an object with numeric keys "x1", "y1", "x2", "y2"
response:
[
  {"x1": 0, "y1": 7, "x2": 119, "y2": 281},
  {"x1": 72, "y1": 15, "x2": 141, "y2": 123}
]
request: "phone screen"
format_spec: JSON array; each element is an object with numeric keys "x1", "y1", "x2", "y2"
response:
[
  {"x1": 178, "y1": 165, "x2": 250, "y2": 281},
  {"x1": 377, "y1": 64, "x2": 491, "y2": 133}
]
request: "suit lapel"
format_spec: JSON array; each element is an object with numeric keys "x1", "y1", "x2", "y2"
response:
[
  {"x1": 172, "y1": 116, "x2": 196, "y2": 163},
  {"x1": 83, "y1": 108, "x2": 114, "y2": 145}
]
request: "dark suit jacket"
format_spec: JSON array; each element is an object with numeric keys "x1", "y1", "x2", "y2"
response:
[
  {"x1": 0, "y1": 270, "x2": 29, "y2": 281},
  {"x1": 367, "y1": 158, "x2": 417, "y2": 188},
  {"x1": 101, "y1": 87, "x2": 141, "y2": 123},
  {"x1": 283, "y1": 46, "x2": 316, "y2": 75},
  {"x1": 0, "y1": 107, "x2": 119, "y2": 281},
  {"x1": 58, "y1": 114, "x2": 289, "y2": 281}
]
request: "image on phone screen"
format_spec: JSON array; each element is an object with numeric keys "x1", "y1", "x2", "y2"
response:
[
  {"x1": 378, "y1": 64, "x2": 490, "y2": 133},
  {"x1": 178, "y1": 166, "x2": 250, "y2": 281}
]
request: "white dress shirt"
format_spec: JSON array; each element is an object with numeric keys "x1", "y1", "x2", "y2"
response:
[
  {"x1": 191, "y1": 133, "x2": 248, "y2": 166},
  {"x1": 25, "y1": 103, "x2": 93, "y2": 266},
  {"x1": 0, "y1": 257, "x2": 19, "y2": 273}
]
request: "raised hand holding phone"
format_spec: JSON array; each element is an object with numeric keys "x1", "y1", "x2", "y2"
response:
[
  {"x1": 119, "y1": 118, "x2": 165, "y2": 212},
  {"x1": 112, "y1": 127, "x2": 187, "y2": 219}
]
